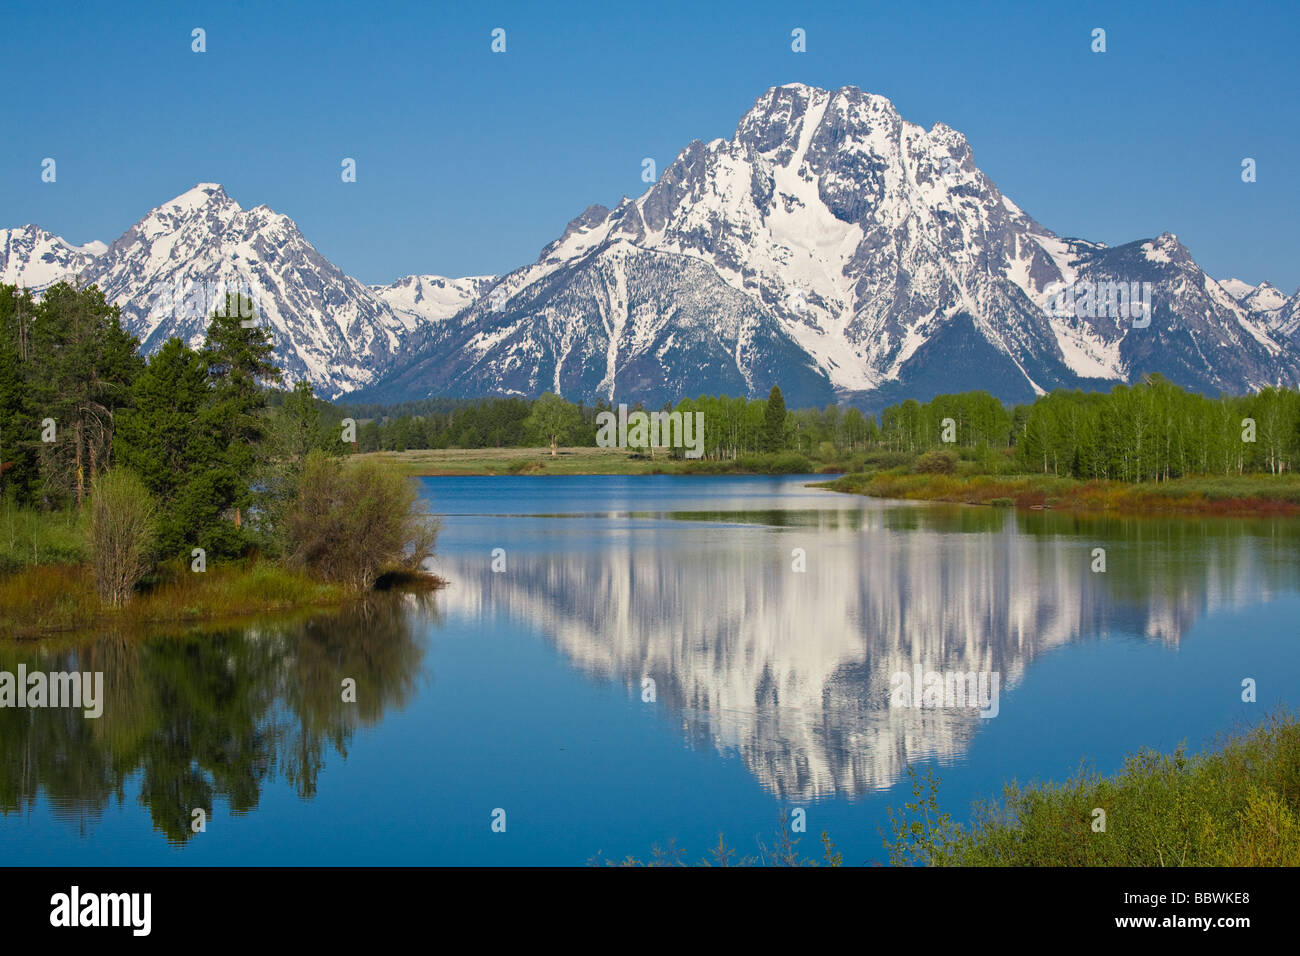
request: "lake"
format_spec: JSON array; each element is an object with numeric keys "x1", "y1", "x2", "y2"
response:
[{"x1": 2, "y1": 474, "x2": 1298, "y2": 865}]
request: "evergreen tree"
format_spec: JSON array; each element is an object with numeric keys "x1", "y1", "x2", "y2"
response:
[
  {"x1": 762, "y1": 385, "x2": 787, "y2": 452},
  {"x1": 270, "y1": 379, "x2": 330, "y2": 462},
  {"x1": 115, "y1": 338, "x2": 213, "y2": 557},
  {"x1": 0, "y1": 286, "x2": 39, "y2": 502},
  {"x1": 197, "y1": 294, "x2": 282, "y2": 553},
  {"x1": 27, "y1": 283, "x2": 141, "y2": 507}
]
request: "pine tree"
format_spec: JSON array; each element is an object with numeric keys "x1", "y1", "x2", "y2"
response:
[
  {"x1": 198, "y1": 294, "x2": 282, "y2": 553},
  {"x1": 115, "y1": 338, "x2": 213, "y2": 557},
  {"x1": 0, "y1": 286, "x2": 39, "y2": 502},
  {"x1": 27, "y1": 283, "x2": 141, "y2": 507},
  {"x1": 762, "y1": 385, "x2": 787, "y2": 452}
]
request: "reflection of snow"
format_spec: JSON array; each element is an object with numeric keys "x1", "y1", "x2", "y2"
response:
[{"x1": 436, "y1": 510, "x2": 1289, "y2": 800}]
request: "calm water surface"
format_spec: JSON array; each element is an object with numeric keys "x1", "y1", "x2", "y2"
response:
[{"x1": 3, "y1": 475, "x2": 1298, "y2": 864}]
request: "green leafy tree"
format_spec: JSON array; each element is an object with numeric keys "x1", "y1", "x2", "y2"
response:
[
  {"x1": 88, "y1": 466, "x2": 156, "y2": 606},
  {"x1": 280, "y1": 450, "x2": 438, "y2": 589},
  {"x1": 524, "y1": 392, "x2": 583, "y2": 457}
]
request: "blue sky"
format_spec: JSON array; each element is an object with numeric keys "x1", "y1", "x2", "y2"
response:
[{"x1": 2, "y1": 0, "x2": 1296, "y2": 288}]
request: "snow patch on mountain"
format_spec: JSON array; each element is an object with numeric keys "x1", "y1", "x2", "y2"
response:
[
  {"x1": 0, "y1": 225, "x2": 105, "y2": 291},
  {"x1": 372, "y1": 274, "x2": 496, "y2": 329}
]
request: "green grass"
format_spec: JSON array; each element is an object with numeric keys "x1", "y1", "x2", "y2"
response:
[
  {"x1": 0, "y1": 558, "x2": 365, "y2": 640},
  {"x1": 0, "y1": 498, "x2": 86, "y2": 573},
  {"x1": 602, "y1": 713, "x2": 1300, "y2": 866},
  {"x1": 362, "y1": 446, "x2": 827, "y2": 476},
  {"x1": 885, "y1": 712, "x2": 1300, "y2": 866},
  {"x1": 820, "y1": 469, "x2": 1300, "y2": 516}
]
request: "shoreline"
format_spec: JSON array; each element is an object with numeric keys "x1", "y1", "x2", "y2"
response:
[
  {"x1": 358, "y1": 447, "x2": 838, "y2": 477},
  {"x1": 364, "y1": 448, "x2": 1300, "y2": 518},
  {"x1": 815, "y1": 471, "x2": 1300, "y2": 518},
  {"x1": 0, "y1": 560, "x2": 446, "y2": 643}
]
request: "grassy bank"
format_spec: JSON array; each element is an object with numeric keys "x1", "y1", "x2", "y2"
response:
[
  {"x1": 602, "y1": 713, "x2": 1300, "y2": 866},
  {"x1": 887, "y1": 712, "x2": 1300, "y2": 866},
  {"x1": 820, "y1": 470, "x2": 1300, "y2": 516},
  {"x1": 0, "y1": 559, "x2": 382, "y2": 640},
  {"x1": 1, "y1": 557, "x2": 445, "y2": 641},
  {"x1": 364, "y1": 448, "x2": 1300, "y2": 517},
  {"x1": 362, "y1": 446, "x2": 835, "y2": 476}
]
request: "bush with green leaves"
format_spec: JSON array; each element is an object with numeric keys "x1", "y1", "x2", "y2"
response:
[
  {"x1": 914, "y1": 449, "x2": 958, "y2": 474},
  {"x1": 280, "y1": 450, "x2": 437, "y2": 589},
  {"x1": 88, "y1": 467, "x2": 156, "y2": 606}
]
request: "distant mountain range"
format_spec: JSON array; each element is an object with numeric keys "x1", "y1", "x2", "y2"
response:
[{"x1": 3, "y1": 83, "x2": 1297, "y2": 407}]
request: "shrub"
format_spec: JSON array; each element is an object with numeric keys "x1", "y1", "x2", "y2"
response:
[
  {"x1": 281, "y1": 450, "x2": 438, "y2": 589},
  {"x1": 884, "y1": 711, "x2": 1300, "y2": 866},
  {"x1": 768, "y1": 452, "x2": 812, "y2": 474},
  {"x1": 863, "y1": 451, "x2": 915, "y2": 471},
  {"x1": 88, "y1": 467, "x2": 156, "y2": 606},
  {"x1": 915, "y1": 449, "x2": 958, "y2": 474}
]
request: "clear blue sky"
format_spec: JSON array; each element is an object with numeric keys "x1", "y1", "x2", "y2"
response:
[{"x1": 2, "y1": 0, "x2": 1296, "y2": 289}]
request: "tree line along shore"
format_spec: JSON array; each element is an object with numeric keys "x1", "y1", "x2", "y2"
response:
[
  {"x1": 6, "y1": 279, "x2": 1300, "y2": 636},
  {"x1": 344, "y1": 377, "x2": 1300, "y2": 515},
  {"x1": 0, "y1": 284, "x2": 437, "y2": 639}
]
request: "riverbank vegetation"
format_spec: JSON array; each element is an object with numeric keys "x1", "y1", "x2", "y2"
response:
[
  {"x1": 341, "y1": 376, "x2": 1300, "y2": 515},
  {"x1": 0, "y1": 282, "x2": 439, "y2": 639},
  {"x1": 885, "y1": 712, "x2": 1300, "y2": 866},
  {"x1": 822, "y1": 469, "x2": 1300, "y2": 515},
  {"x1": 360, "y1": 445, "x2": 824, "y2": 476},
  {"x1": 599, "y1": 712, "x2": 1300, "y2": 866}
]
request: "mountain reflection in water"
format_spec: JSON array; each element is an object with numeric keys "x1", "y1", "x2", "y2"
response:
[{"x1": 434, "y1": 505, "x2": 1300, "y2": 800}]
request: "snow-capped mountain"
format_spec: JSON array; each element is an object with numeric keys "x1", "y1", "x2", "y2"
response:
[
  {"x1": 76, "y1": 183, "x2": 428, "y2": 397},
  {"x1": 1220, "y1": 278, "x2": 1295, "y2": 332},
  {"x1": 0, "y1": 225, "x2": 105, "y2": 291},
  {"x1": 361, "y1": 83, "x2": 1300, "y2": 408},
  {"x1": 372, "y1": 274, "x2": 497, "y2": 328},
  {"x1": 0, "y1": 185, "x2": 485, "y2": 399},
  {"x1": 3, "y1": 84, "x2": 1297, "y2": 407}
]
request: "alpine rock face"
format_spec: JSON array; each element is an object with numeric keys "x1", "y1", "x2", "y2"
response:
[
  {"x1": 372, "y1": 273, "x2": 497, "y2": 328},
  {"x1": 0, "y1": 184, "x2": 491, "y2": 399},
  {"x1": 363, "y1": 84, "x2": 1300, "y2": 408},
  {"x1": 0, "y1": 225, "x2": 105, "y2": 292},
  {"x1": 77, "y1": 183, "x2": 445, "y2": 398},
  {"x1": 2, "y1": 85, "x2": 1297, "y2": 407}
]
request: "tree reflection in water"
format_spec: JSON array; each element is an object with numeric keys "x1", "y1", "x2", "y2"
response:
[{"x1": 0, "y1": 593, "x2": 435, "y2": 844}]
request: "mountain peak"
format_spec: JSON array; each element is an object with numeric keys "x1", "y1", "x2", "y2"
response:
[
  {"x1": 0, "y1": 224, "x2": 105, "y2": 291},
  {"x1": 163, "y1": 183, "x2": 235, "y2": 215}
]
